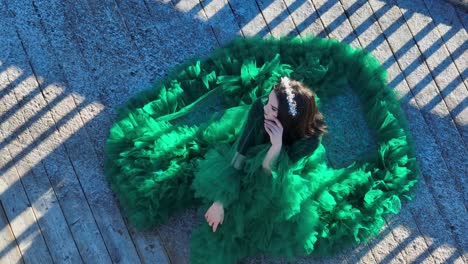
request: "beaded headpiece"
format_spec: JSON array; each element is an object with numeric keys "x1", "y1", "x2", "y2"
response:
[{"x1": 280, "y1": 76, "x2": 298, "y2": 117}]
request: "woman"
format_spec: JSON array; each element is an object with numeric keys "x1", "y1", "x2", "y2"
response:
[
  {"x1": 189, "y1": 76, "x2": 328, "y2": 263},
  {"x1": 105, "y1": 36, "x2": 419, "y2": 264},
  {"x1": 205, "y1": 76, "x2": 327, "y2": 231}
]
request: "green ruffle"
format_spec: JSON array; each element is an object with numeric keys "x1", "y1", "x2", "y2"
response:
[{"x1": 104, "y1": 35, "x2": 420, "y2": 262}]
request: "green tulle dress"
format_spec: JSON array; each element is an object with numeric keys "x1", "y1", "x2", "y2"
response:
[{"x1": 104, "y1": 35, "x2": 420, "y2": 263}]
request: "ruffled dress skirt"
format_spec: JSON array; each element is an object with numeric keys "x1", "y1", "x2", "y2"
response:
[{"x1": 104, "y1": 35, "x2": 421, "y2": 264}]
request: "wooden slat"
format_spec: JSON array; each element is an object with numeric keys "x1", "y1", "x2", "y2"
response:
[
  {"x1": 94, "y1": 1, "x2": 186, "y2": 263},
  {"x1": 4, "y1": 1, "x2": 120, "y2": 263},
  {"x1": 393, "y1": 0, "x2": 467, "y2": 257},
  {"x1": 282, "y1": 0, "x2": 328, "y2": 38},
  {"x1": 127, "y1": 226, "x2": 171, "y2": 264},
  {"x1": 395, "y1": 0, "x2": 468, "y2": 142},
  {"x1": 310, "y1": 0, "x2": 360, "y2": 46},
  {"x1": 0, "y1": 191, "x2": 24, "y2": 264},
  {"x1": 113, "y1": 0, "x2": 177, "y2": 83},
  {"x1": 10, "y1": 0, "x2": 144, "y2": 262},
  {"x1": 338, "y1": 2, "x2": 462, "y2": 262},
  {"x1": 366, "y1": 0, "x2": 466, "y2": 263},
  {"x1": 145, "y1": 0, "x2": 220, "y2": 62},
  {"x1": 113, "y1": 0, "x2": 218, "y2": 262},
  {"x1": 198, "y1": 0, "x2": 243, "y2": 45},
  {"x1": 228, "y1": 0, "x2": 272, "y2": 37},
  {"x1": 0, "y1": 104, "x2": 54, "y2": 263},
  {"x1": 292, "y1": 1, "x2": 375, "y2": 263},
  {"x1": 394, "y1": 0, "x2": 468, "y2": 256},
  {"x1": 422, "y1": 0, "x2": 468, "y2": 85},
  {"x1": 2, "y1": 0, "x2": 465, "y2": 263},
  {"x1": 32, "y1": 0, "x2": 145, "y2": 262},
  {"x1": 169, "y1": 0, "x2": 220, "y2": 46},
  {"x1": 0, "y1": 146, "x2": 53, "y2": 264},
  {"x1": 455, "y1": 7, "x2": 468, "y2": 31},
  {"x1": 156, "y1": 208, "x2": 201, "y2": 264},
  {"x1": 420, "y1": 0, "x2": 468, "y2": 140},
  {"x1": 330, "y1": 2, "x2": 433, "y2": 262},
  {"x1": 255, "y1": 0, "x2": 299, "y2": 37},
  {"x1": 0, "y1": 2, "x2": 87, "y2": 263},
  {"x1": 0, "y1": 60, "x2": 52, "y2": 263},
  {"x1": 282, "y1": 1, "x2": 378, "y2": 262}
]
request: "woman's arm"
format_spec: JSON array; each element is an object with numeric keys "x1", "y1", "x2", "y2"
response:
[{"x1": 262, "y1": 144, "x2": 282, "y2": 175}]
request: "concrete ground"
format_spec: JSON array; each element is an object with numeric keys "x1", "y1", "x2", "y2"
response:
[{"x1": 0, "y1": 0, "x2": 466, "y2": 263}]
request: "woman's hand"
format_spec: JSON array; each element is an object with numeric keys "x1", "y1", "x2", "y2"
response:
[
  {"x1": 205, "y1": 201, "x2": 224, "y2": 232},
  {"x1": 264, "y1": 116, "x2": 283, "y2": 147}
]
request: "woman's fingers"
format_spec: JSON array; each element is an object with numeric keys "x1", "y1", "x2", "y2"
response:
[
  {"x1": 264, "y1": 123, "x2": 272, "y2": 135},
  {"x1": 270, "y1": 117, "x2": 283, "y2": 129},
  {"x1": 206, "y1": 215, "x2": 222, "y2": 232},
  {"x1": 205, "y1": 204, "x2": 224, "y2": 232},
  {"x1": 265, "y1": 121, "x2": 278, "y2": 134},
  {"x1": 266, "y1": 119, "x2": 282, "y2": 135}
]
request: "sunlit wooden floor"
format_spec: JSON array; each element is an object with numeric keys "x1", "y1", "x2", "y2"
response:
[{"x1": 0, "y1": 0, "x2": 466, "y2": 263}]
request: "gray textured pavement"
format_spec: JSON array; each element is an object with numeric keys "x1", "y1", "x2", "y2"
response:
[{"x1": 0, "y1": 0, "x2": 466, "y2": 263}]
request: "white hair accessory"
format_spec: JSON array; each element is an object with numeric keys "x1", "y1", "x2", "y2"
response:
[{"x1": 281, "y1": 76, "x2": 298, "y2": 117}]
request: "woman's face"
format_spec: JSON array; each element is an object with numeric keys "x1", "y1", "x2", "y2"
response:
[{"x1": 263, "y1": 90, "x2": 279, "y2": 121}]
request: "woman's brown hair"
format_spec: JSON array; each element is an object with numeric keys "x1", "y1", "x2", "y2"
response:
[{"x1": 271, "y1": 78, "x2": 328, "y2": 145}]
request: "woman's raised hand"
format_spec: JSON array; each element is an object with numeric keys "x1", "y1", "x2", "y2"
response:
[
  {"x1": 205, "y1": 201, "x2": 224, "y2": 232},
  {"x1": 264, "y1": 116, "x2": 283, "y2": 147}
]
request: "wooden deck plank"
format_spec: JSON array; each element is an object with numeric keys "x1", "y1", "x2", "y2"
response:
[
  {"x1": 366, "y1": 0, "x2": 466, "y2": 262},
  {"x1": 32, "y1": 2, "x2": 115, "y2": 168},
  {"x1": 255, "y1": 0, "x2": 299, "y2": 37},
  {"x1": 169, "y1": 0, "x2": 222, "y2": 46},
  {"x1": 144, "y1": 0, "x2": 219, "y2": 64},
  {"x1": 227, "y1": 0, "x2": 272, "y2": 37},
  {"x1": 0, "y1": 2, "x2": 88, "y2": 263},
  {"x1": 333, "y1": 2, "x2": 436, "y2": 262},
  {"x1": 74, "y1": 1, "x2": 174, "y2": 262},
  {"x1": 14, "y1": 0, "x2": 144, "y2": 262},
  {"x1": 27, "y1": 2, "x2": 136, "y2": 263},
  {"x1": 455, "y1": 6, "x2": 468, "y2": 29},
  {"x1": 99, "y1": 1, "x2": 188, "y2": 263},
  {"x1": 4, "y1": 1, "x2": 123, "y2": 263},
  {"x1": 423, "y1": 0, "x2": 468, "y2": 85},
  {"x1": 127, "y1": 225, "x2": 171, "y2": 264},
  {"x1": 0, "y1": 78, "x2": 54, "y2": 264},
  {"x1": 155, "y1": 210, "x2": 198, "y2": 264},
  {"x1": 113, "y1": 1, "x2": 218, "y2": 262},
  {"x1": 397, "y1": 0, "x2": 468, "y2": 143},
  {"x1": 308, "y1": 0, "x2": 360, "y2": 47},
  {"x1": 392, "y1": 0, "x2": 468, "y2": 256},
  {"x1": 2, "y1": 0, "x2": 466, "y2": 263},
  {"x1": 0, "y1": 181, "x2": 24, "y2": 264},
  {"x1": 34, "y1": 0, "x2": 148, "y2": 262},
  {"x1": 236, "y1": 1, "x2": 362, "y2": 263},
  {"x1": 421, "y1": 0, "x2": 468, "y2": 138},
  {"x1": 0, "y1": 60, "x2": 53, "y2": 264},
  {"x1": 0, "y1": 147, "x2": 53, "y2": 264},
  {"x1": 301, "y1": 1, "x2": 393, "y2": 263},
  {"x1": 198, "y1": 0, "x2": 244, "y2": 45},
  {"x1": 114, "y1": 0, "x2": 180, "y2": 83},
  {"x1": 282, "y1": 0, "x2": 327, "y2": 38},
  {"x1": 282, "y1": 1, "x2": 379, "y2": 263}
]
